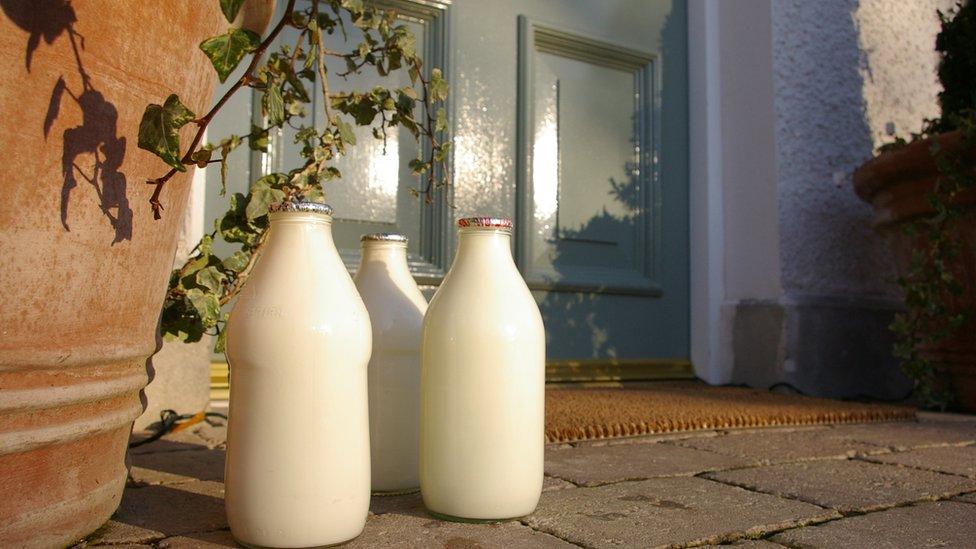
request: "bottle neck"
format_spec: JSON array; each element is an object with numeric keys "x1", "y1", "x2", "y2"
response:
[
  {"x1": 454, "y1": 228, "x2": 514, "y2": 267},
  {"x1": 360, "y1": 242, "x2": 412, "y2": 277},
  {"x1": 266, "y1": 211, "x2": 335, "y2": 249}
]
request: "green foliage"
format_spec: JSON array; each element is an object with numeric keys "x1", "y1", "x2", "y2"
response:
[
  {"x1": 889, "y1": 119, "x2": 975, "y2": 410},
  {"x1": 885, "y1": 3, "x2": 976, "y2": 409},
  {"x1": 200, "y1": 28, "x2": 262, "y2": 83},
  {"x1": 145, "y1": 0, "x2": 450, "y2": 348},
  {"x1": 936, "y1": 1, "x2": 976, "y2": 127},
  {"x1": 137, "y1": 95, "x2": 196, "y2": 171},
  {"x1": 219, "y1": 0, "x2": 247, "y2": 23}
]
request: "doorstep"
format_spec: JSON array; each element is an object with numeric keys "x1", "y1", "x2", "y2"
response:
[{"x1": 75, "y1": 409, "x2": 976, "y2": 548}]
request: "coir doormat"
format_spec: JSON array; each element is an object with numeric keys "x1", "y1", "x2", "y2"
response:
[{"x1": 545, "y1": 381, "x2": 916, "y2": 443}]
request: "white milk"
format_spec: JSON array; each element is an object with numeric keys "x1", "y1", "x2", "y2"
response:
[
  {"x1": 224, "y1": 202, "x2": 371, "y2": 547},
  {"x1": 419, "y1": 217, "x2": 546, "y2": 520},
  {"x1": 353, "y1": 233, "x2": 427, "y2": 494}
]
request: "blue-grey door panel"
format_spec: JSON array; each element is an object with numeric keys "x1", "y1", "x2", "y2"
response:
[{"x1": 203, "y1": 0, "x2": 689, "y2": 362}]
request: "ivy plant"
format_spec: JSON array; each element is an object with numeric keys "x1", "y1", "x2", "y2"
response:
[
  {"x1": 137, "y1": 0, "x2": 450, "y2": 352},
  {"x1": 883, "y1": 1, "x2": 975, "y2": 409}
]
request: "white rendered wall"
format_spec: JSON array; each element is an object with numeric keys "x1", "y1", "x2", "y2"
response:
[
  {"x1": 690, "y1": 0, "x2": 953, "y2": 388},
  {"x1": 771, "y1": 0, "x2": 951, "y2": 299}
]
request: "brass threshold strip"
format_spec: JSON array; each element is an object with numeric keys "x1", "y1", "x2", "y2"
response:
[{"x1": 210, "y1": 358, "x2": 695, "y2": 401}]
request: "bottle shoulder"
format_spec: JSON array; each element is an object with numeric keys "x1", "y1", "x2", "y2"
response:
[
  {"x1": 425, "y1": 269, "x2": 542, "y2": 335},
  {"x1": 229, "y1": 251, "x2": 370, "y2": 333}
]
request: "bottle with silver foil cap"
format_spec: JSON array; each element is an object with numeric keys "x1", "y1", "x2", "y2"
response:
[
  {"x1": 420, "y1": 216, "x2": 545, "y2": 521},
  {"x1": 354, "y1": 232, "x2": 427, "y2": 494},
  {"x1": 223, "y1": 200, "x2": 371, "y2": 546}
]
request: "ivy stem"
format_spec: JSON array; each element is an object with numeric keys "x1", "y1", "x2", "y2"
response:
[
  {"x1": 311, "y1": 0, "x2": 334, "y2": 124},
  {"x1": 219, "y1": 231, "x2": 269, "y2": 306},
  {"x1": 417, "y1": 70, "x2": 439, "y2": 202},
  {"x1": 147, "y1": 0, "x2": 298, "y2": 220}
]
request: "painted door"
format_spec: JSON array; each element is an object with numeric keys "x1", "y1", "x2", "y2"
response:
[{"x1": 205, "y1": 0, "x2": 689, "y2": 374}]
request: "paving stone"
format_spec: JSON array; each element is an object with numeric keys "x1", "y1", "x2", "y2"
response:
[
  {"x1": 157, "y1": 530, "x2": 238, "y2": 548},
  {"x1": 186, "y1": 418, "x2": 229, "y2": 447},
  {"x1": 700, "y1": 541, "x2": 787, "y2": 548},
  {"x1": 772, "y1": 500, "x2": 976, "y2": 548},
  {"x1": 370, "y1": 491, "x2": 427, "y2": 517},
  {"x1": 952, "y1": 491, "x2": 976, "y2": 504},
  {"x1": 706, "y1": 459, "x2": 976, "y2": 513},
  {"x1": 82, "y1": 520, "x2": 166, "y2": 546},
  {"x1": 545, "y1": 441, "x2": 749, "y2": 486},
  {"x1": 524, "y1": 476, "x2": 836, "y2": 548},
  {"x1": 543, "y1": 475, "x2": 577, "y2": 492},
  {"x1": 89, "y1": 481, "x2": 226, "y2": 543},
  {"x1": 130, "y1": 448, "x2": 226, "y2": 485},
  {"x1": 572, "y1": 430, "x2": 722, "y2": 447},
  {"x1": 128, "y1": 438, "x2": 210, "y2": 455},
  {"x1": 917, "y1": 411, "x2": 976, "y2": 423},
  {"x1": 87, "y1": 543, "x2": 152, "y2": 549},
  {"x1": 345, "y1": 513, "x2": 577, "y2": 548},
  {"x1": 865, "y1": 445, "x2": 976, "y2": 478},
  {"x1": 829, "y1": 420, "x2": 976, "y2": 449},
  {"x1": 670, "y1": 428, "x2": 885, "y2": 463}
]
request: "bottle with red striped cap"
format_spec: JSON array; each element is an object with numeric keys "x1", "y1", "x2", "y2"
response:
[{"x1": 420, "y1": 216, "x2": 545, "y2": 521}]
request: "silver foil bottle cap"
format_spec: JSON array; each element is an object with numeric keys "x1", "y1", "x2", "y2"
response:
[
  {"x1": 361, "y1": 232, "x2": 408, "y2": 244},
  {"x1": 457, "y1": 217, "x2": 513, "y2": 229},
  {"x1": 268, "y1": 200, "x2": 334, "y2": 215}
]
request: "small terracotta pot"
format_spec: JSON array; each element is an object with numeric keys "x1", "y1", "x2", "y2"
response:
[
  {"x1": 853, "y1": 131, "x2": 976, "y2": 411},
  {"x1": 0, "y1": 1, "x2": 224, "y2": 546}
]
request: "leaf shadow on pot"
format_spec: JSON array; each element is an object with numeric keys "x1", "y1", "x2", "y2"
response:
[{"x1": 1, "y1": 0, "x2": 133, "y2": 244}]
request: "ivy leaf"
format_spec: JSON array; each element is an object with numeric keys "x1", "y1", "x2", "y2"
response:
[
  {"x1": 249, "y1": 125, "x2": 270, "y2": 152},
  {"x1": 246, "y1": 187, "x2": 285, "y2": 220},
  {"x1": 246, "y1": 177, "x2": 287, "y2": 220},
  {"x1": 186, "y1": 288, "x2": 221, "y2": 329},
  {"x1": 182, "y1": 254, "x2": 210, "y2": 279},
  {"x1": 342, "y1": 0, "x2": 365, "y2": 12},
  {"x1": 336, "y1": 119, "x2": 357, "y2": 145},
  {"x1": 409, "y1": 157, "x2": 428, "y2": 175},
  {"x1": 198, "y1": 234, "x2": 215, "y2": 256},
  {"x1": 435, "y1": 107, "x2": 447, "y2": 132},
  {"x1": 217, "y1": 135, "x2": 242, "y2": 195},
  {"x1": 218, "y1": 193, "x2": 258, "y2": 244},
  {"x1": 219, "y1": 0, "x2": 246, "y2": 23},
  {"x1": 190, "y1": 147, "x2": 213, "y2": 168},
  {"x1": 214, "y1": 326, "x2": 228, "y2": 354},
  {"x1": 430, "y1": 68, "x2": 449, "y2": 102},
  {"x1": 137, "y1": 94, "x2": 196, "y2": 171},
  {"x1": 195, "y1": 266, "x2": 227, "y2": 292},
  {"x1": 222, "y1": 250, "x2": 250, "y2": 273},
  {"x1": 305, "y1": 185, "x2": 326, "y2": 203},
  {"x1": 395, "y1": 31, "x2": 416, "y2": 58},
  {"x1": 200, "y1": 28, "x2": 261, "y2": 83},
  {"x1": 262, "y1": 83, "x2": 285, "y2": 126}
]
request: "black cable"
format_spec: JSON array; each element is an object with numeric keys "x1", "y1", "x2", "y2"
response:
[{"x1": 128, "y1": 409, "x2": 228, "y2": 448}]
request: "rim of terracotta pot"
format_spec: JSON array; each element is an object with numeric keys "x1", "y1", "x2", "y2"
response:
[
  {"x1": 852, "y1": 130, "x2": 967, "y2": 202},
  {"x1": 852, "y1": 130, "x2": 976, "y2": 227}
]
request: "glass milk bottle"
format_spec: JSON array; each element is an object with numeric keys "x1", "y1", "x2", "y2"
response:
[
  {"x1": 353, "y1": 233, "x2": 427, "y2": 494},
  {"x1": 420, "y1": 217, "x2": 546, "y2": 521},
  {"x1": 223, "y1": 201, "x2": 371, "y2": 547}
]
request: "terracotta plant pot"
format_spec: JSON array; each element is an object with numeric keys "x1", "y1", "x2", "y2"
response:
[
  {"x1": 0, "y1": 1, "x2": 223, "y2": 546},
  {"x1": 853, "y1": 131, "x2": 976, "y2": 411}
]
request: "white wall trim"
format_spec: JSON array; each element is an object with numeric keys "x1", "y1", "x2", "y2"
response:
[
  {"x1": 688, "y1": 0, "x2": 780, "y2": 384},
  {"x1": 688, "y1": 0, "x2": 726, "y2": 383}
]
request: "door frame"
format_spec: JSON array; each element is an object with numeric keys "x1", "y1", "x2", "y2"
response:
[{"x1": 687, "y1": 0, "x2": 781, "y2": 384}]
